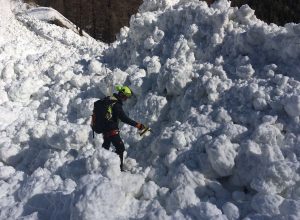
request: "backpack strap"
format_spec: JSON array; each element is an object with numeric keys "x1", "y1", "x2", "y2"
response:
[
  {"x1": 105, "y1": 96, "x2": 118, "y2": 120},
  {"x1": 91, "y1": 109, "x2": 97, "y2": 138},
  {"x1": 109, "y1": 96, "x2": 118, "y2": 102}
]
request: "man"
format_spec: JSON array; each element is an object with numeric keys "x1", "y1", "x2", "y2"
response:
[{"x1": 102, "y1": 85, "x2": 145, "y2": 171}]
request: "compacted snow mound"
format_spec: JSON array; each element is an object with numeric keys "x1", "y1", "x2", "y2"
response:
[
  {"x1": 1, "y1": 0, "x2": 300, "y2": 219},
  {"x1": 103, "y1": 0, "x2": 300, "y2": 219}
]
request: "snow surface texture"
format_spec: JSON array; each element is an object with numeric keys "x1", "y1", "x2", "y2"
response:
[
  {"x1": 1, "y1": 0, "x2": 300, "y2": 219},
  {"x1": 0, "y1": 0, "x2": 13, "y2": 36}
]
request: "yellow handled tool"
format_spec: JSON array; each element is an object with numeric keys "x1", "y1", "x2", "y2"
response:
[{"x1": 139, "y1": 126, "x2": 152, "y2": 136}]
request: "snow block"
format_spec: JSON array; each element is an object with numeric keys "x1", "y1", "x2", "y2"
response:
[{"x1": 206, "y1": 135, "x2": 238, "y2": 177}]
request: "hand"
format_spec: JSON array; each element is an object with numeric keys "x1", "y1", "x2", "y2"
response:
[{"x1": 136, "y1": 123, "x2": 145, "y2": 130}]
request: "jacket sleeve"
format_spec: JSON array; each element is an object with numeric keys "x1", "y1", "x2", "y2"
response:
[{"x1": 115, "y1": 103, "x2": 138, "y2": 127}]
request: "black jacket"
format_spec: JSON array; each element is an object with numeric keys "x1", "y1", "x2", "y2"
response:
[{"x1": 104, "y1": 93, "x2": 138, "y2": 132}]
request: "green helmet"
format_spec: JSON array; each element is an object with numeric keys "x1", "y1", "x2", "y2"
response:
[{"x1": 115, "y1": 85, "x2": 132, "y2": 98}]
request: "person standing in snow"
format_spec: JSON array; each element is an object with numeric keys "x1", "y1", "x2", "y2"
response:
[{"x1": 100, "y1": 85, "x2": 145, "y2": 171}]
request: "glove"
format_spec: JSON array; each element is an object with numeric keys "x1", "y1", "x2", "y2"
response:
[{"x1": 136, "y1": 123, "x2": 145, "y2": 130}]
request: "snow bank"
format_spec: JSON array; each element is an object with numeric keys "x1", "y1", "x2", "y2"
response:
[
  {"x1": 25, "y1": 7, "x2": 91, "y2": 38},
  {"x1": 0, "y1": 0, "x2": 13, "y2": 32},
  {"x1": 1, "y1": 0, "x2": 300, "y2": 219},
  {"x1": 103, "y1": 0, "x2": 300, "y2": 219}
]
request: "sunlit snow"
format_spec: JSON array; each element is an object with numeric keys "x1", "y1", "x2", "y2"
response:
[{"x1": 1, "y1": 0, "x2": 300, "y2": 219}]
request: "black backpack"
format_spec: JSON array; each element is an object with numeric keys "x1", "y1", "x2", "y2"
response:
[{"x1": 91, "y1": 97, "x2": 118, "y2": 137}]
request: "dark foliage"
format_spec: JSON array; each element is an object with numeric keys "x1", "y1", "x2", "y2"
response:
[
  {"x1": 25, "y1": 0, "x2": 142, "y2": 43},
  {"x1": 231, "y1": 0, "x2": 300, "y2": 25}
]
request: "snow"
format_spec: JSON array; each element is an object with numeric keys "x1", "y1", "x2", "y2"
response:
[
  {"x1": 25, "y1": 7, "x2": 91, "y2": 38},
  {"x1": 1, "y1": 0, "x2": 300, "y2": 219},
  {"x1": 0, "y1": 0, "x2": 13, "y2": 34},
  {"x1": 251, "y1": 194, "x2": 284, "y2": 215},
  {"x1": 206, "y1": 135, "x2": 238, "y2": 176},
  {"x1": 222, "y1": 202, "x2": 240, "y2": 220}
]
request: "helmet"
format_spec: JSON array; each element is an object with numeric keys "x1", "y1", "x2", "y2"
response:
[{"x1": 115, "y1": 85, "x2": 132, "y2": 98}]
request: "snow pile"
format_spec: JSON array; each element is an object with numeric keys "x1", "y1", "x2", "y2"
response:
[
  {"x1": 0, "y1": 3, "x2": 106, "y2": 219},
  {"x1": 0, "y1": 0, "x2": 13, "y2": 36},
  {"x1": 25, "y1": 7, "x2": 91, "y2": 37},
  {"x1": 1, "y1": 0, "x2": 300, "y2": 219},
  {"x1": 103, "y1": 0, "x2": 300, "y2": 218}
]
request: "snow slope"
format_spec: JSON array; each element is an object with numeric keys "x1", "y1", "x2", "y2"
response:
[
  {"x1": 0, "y1": 0, "x2": 13, "y2": 37},
  {"x1": 1, "y1": 0, "x2": 300, "y2": 219},
  {"x1": 24, "y1": 7, "x2": 91, "y2": 38}
]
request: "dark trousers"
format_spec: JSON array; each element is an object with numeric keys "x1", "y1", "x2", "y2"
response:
[{"x1": 102, "y1": 134, "x2": 125, "y2": 170}]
